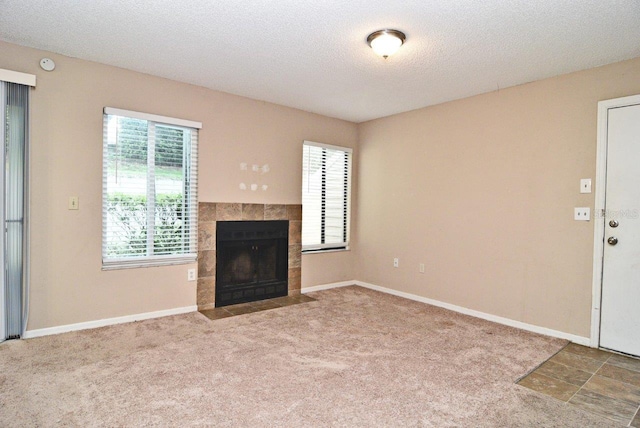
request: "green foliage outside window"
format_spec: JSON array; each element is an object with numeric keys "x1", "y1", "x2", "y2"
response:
[
  {"x1": 110, "y1": 117, "x2": 185, "y2": 167},
  {"x1": 106, "y1": 193, "x2": 186, "y2": 256}
]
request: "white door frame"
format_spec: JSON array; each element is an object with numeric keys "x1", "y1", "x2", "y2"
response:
[
  {"x1": 0, "y1": 83, "x2": 5, "y2": 342},
  {"x1": 591, "y1": 94, "x2": 640, "y2": 348}
]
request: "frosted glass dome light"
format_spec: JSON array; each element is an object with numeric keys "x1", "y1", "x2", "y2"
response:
[{"x1": 367, "y1": 29, "x2": 406, "y2": 59}]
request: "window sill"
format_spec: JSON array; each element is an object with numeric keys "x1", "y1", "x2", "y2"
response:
[{"x1": 102, "y1": 256, "x2": 197, "y2": 271}]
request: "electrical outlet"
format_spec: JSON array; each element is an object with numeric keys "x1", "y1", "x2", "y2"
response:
[
  {"x1": 419, "y1": 263, "x2": 425, "y2": 273},
  {"x1": 574, "y1": 207, "x2": 591, "y2": 221},
  {"x1": 393, "y1": 258, "x2": 399, "y2": 268},
  {"x1": 187, "y1": 268, "x2": 196, "y2": 281}
]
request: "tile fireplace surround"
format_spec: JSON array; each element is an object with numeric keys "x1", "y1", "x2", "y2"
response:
[{"x1": 197, "y1": 202, "x2": 302, "y2": 310}]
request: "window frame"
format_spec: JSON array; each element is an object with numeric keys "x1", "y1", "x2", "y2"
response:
[
  {"x1": 301, "y1": 140, "x2": 352, "y2": 254},
  {"x1": 101, "y1": 107, "x2": 201, "y2": 270}
]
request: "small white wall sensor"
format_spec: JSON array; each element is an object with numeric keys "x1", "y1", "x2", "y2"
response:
[{"x1": 40, "y1": 58, "x2": 56, "y2": 71}]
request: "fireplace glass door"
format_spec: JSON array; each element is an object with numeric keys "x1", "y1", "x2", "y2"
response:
[{"x1": 216, "y1": 221, "x2": 288, "y2": 306}]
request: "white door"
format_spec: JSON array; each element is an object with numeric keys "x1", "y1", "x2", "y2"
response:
[{"x1": 599, "y1": 102, "x2": 640, "y2": 357}]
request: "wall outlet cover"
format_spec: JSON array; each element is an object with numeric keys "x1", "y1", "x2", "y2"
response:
[{"x1": 574, "y1": 207, "x2": 591, "y2": 221}]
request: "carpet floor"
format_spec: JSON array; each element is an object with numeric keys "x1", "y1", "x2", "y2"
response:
[{"x1": 0, "y1": 286, "x2": 619, "y2": 427}]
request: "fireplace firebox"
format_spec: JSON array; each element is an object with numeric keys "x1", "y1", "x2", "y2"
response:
[{"x1": 215, "y1": 220, "x2": 288, "y2": 307}]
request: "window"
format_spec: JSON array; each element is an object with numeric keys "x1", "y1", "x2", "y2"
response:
[
  {"x1": 302, "y1": 141, "x2": 352, "y2": 252},
  {"x1": 102, "y1": 108, "x2": 200, "y2": 269}
]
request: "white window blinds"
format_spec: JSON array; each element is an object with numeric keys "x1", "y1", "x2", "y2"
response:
[
  {"x1": 302, "y1": 141, "x2": 352, "y2": 251},
  {"x1": 102, "y1": 108, "x2": 200, "y2": 269}
]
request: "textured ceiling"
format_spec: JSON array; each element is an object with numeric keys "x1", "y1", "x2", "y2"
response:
[{"x1": 1, "y1": 1, "x2": 640, "y2": 122}]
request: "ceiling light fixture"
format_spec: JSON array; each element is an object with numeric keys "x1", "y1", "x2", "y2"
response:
[{"x1": 367, "y1": 29, "x2": 406, "y2": 59}]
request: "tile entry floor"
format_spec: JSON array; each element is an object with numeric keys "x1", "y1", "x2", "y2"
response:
[
  {"x1": 518, "y1": 343, "x2": 640, "y2": 426},
  {"x1": 199, "y1": 294, "x2": 316, "y2": 320}
]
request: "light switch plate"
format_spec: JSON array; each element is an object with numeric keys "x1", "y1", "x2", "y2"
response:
[
  {"x1": 574, "y1": 207, "x2": 590, "y2": 221},
  {"x1": 580, "y1": 178, "x2": 592, "y2": 193},
  {"x1": 68, "y1": 196, "x2": 79, "y2": 210}
]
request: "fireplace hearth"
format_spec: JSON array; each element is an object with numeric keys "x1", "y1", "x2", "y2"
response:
[{"x1": 215, "y1": 220, "x2": 288, "y2": 307}]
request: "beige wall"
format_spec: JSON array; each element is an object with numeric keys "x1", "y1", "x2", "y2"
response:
[
  {"x1": 4, "y1": 37, "x2": 640, "y2": 339},
  {"x1": 0, "y1": 41, "x2": 358, "y2": 330},
  {"x1": 356, "y1": 57, "x2": 640, "y2": 338}
]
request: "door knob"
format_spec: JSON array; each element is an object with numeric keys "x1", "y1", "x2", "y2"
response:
[
  {"x1": 609, "y1": 220, "x2": 619, "y2": 228},
  {"x1": 608, "y1": 236, "x2": 618, "y2": 245}
]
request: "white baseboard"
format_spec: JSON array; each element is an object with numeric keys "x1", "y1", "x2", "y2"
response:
[
  {"x1": 301, "y1": 280, "x2": 357, "y2": 294},
  {"x1": 22, "y1": 281, "x2": 591, "y2": 346},
  {"x1": 303, "y1": 279, "x2": 590, "y2": 346},
  {"x1": 354, "y1": 281, "x2": 590, "y2": 346},
  {"x1": 22, "y1": 305, "x2": 198, "y2": 339}
]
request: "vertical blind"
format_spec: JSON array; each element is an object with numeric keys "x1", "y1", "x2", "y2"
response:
[
  {"x1": 302, "y1": 141, "x2": 352, "y2": 251},
  {"x1": 102, "y1": 108, "x2": 200, "y2": 269},
  {"x1": 1, "y1": 81, "x2": 29, "y2": 339}
]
